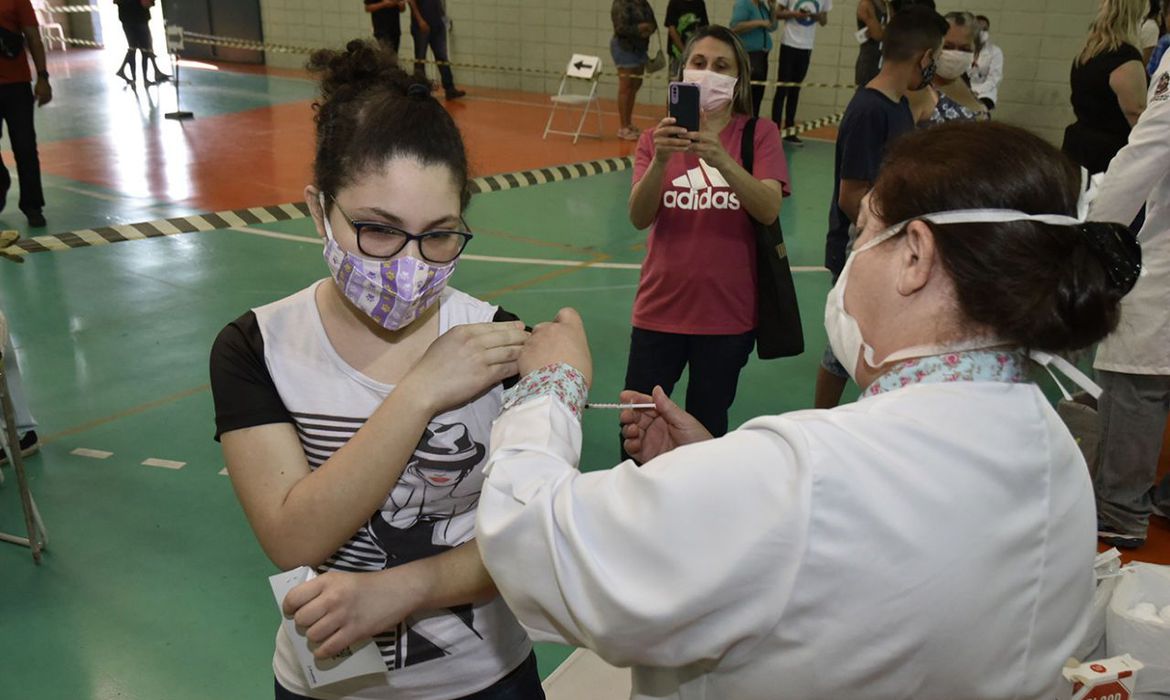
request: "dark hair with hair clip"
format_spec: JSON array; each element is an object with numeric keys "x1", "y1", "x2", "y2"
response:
[
  {"x1": 870, "y1": 122, "x2": 1134, "y2": 354},
  {"x1": 307, "y1": 40, "x2": 470, "y2": 208}
]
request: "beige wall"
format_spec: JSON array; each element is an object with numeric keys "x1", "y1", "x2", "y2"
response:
[{"x1": 260, "y1": 0, "x2": 1102, "y2": 145}]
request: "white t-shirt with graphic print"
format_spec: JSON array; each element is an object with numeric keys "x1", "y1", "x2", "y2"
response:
[
  {"x1": 210, "y1": 281, "x2": 531, "y2": 700},
  {"x1": 779, "y1": 0, "x2": 831, "y2": 51}
]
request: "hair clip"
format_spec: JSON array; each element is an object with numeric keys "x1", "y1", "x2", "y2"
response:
[
  {"x1": 1075, "y1": 222, "x2": 1142, "y2": 295},
  {"x1": 407, "y1": 83, "x2": 431, "y2": 98}
]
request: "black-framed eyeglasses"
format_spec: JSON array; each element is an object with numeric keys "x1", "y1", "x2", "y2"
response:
[{"x1": 330, "y1": 196, "x2": 473, "y2": 263}]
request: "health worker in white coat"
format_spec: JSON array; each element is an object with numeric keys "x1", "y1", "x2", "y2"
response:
[
  {"x1": 475, "y1": 121, "x2": 1143, "y2": 700},
  {"x1": 1088, "y1": 49, "x2": 1170, "y2": 550}
]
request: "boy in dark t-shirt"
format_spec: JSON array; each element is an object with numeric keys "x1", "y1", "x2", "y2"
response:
[{"x1": 816, "y1": 6, "x2": 947, "y2": 408}]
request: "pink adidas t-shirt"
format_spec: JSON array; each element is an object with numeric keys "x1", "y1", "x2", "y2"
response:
[{"x1": 632, "y1": 115, "x2": 790, "y2": 335}]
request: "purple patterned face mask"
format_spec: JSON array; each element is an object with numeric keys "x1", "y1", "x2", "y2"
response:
[{"x1": 320, "y1": 198, "x2": 456, "y2": 331}]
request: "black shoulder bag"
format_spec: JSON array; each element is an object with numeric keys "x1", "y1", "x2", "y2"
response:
[
  {"x1": 0, "y1": 26, "x2": 24, "y2": 60},
  {"x1": 741, "y1": 117, "x2": 804, "y2": 359}
]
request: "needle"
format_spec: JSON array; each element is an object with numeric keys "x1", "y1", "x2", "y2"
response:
[{"x1": 585, "y1": 403, "x2": 656, "y2": 410}]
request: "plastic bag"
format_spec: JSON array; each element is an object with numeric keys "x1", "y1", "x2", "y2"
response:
[
  {"x1": 1106, "y1": 563, "x2": 1170, "y2": 697},
  {"x1": 1056, "y1": 392, "x2": 1101, "y2": 478},
  {"x1": 1073, "y1": 548, "x2": 1123, "y2": 662}
]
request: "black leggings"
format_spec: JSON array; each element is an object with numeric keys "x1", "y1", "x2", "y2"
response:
[
  {"x1": 771, "y1": 45, "x2": 811, "y2": 129},
  {"x1": 621, "y1": 327, "x2": 755, "y2": 461},
  {"x1": 748, "y1": 50, "x2": 770, "y2": 117}
]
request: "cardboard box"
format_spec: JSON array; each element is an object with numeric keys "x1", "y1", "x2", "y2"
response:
[{"x1": 1063, "y1": 654, "x2": 1144, "y2": 700}]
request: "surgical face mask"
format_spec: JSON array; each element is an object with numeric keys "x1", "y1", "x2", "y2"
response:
[
  {"x1": 823, "y1": 207, "x2": 1110, "y2": 391},
  {"x1": 978, "y1": 30, "x2": 990, "y2": 45},
  {"x1": 319, "y1": 194, "x2": 456, "y2": 331},
  {"x1": 683, "y1": 68, "x2": 738, "y2": 113},
  {"x1": 935, "y1": 49, "x2": 974, "y2": 80}
]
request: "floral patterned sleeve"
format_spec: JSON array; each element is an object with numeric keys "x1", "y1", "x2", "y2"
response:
[{"x1": 502, "y1": 363, "x2": 588, "y2": 421}]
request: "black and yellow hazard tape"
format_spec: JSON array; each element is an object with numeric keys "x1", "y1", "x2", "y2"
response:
[
  {"x1": 54, "y1": 25, "x2": 857, "y2": 90},
  {"x1": 0, "y1": 159, "x2": 631, "y2": 259},
  {"x1": 0, "y1": 112, "x2": 840, "y2": 261},
  {"x1": 179, "y1": 32, "x2": 856, "y2": 90},
  {"x1": 62, "y1": 37, "x2": 105, "y2": 49},
  {"x1": 45, "y1": 4, "x2": 101, "y2": 13},
  {"x1": 781, "y1": 111, "x2": 843, "y2": 138}
]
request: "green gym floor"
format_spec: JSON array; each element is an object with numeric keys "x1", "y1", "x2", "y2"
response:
[
  {"x1": 0, "y1": 46, "x2": 847, "y2": 699},
  {"x1": 2, "y1": 45, "x2": 1167, "y2": 700}
]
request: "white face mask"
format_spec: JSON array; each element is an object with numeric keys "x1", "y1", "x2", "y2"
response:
[
  {"x1": 935, "y1": 49, "x2": 974, "y2": 80},
  {"x1": 978, "y1": 30, "x2": 990, "y2": 45},
  {"x1": 823, "y1": 208, "x2": 1100, "y2": 390},
  {"x1": 683, "y1": 68, "x2": 738, "y2": 113}
]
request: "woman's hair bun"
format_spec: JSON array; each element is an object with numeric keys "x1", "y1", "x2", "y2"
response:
[{"x1": 307, "y1": 39, "x2": 411, "y2": 104}]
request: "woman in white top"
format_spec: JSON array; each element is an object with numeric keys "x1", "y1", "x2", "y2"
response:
[
  {"x1": 210, "y1": 40, "x2": 541, "y2": 700},
  {"x1": 969, "y1": 13, "x2": 1004, "y2": 110},
  {"x1": 1088, "y1": 48, "x2": 1170, "y2": 550},
  {"x1": 474, "y1": 122, "x2": 1142, "y2": 700}
]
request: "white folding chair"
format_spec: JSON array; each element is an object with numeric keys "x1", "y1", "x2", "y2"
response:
[
  {"x1": 0, "y1": 313, "x2": 47, "y2": 564},
  {"x1": 32, "y1": 0, "x2": 67, "y2": 51},
  {"x1": 543, "y1": 54, "x2": 603, "y2": 144}
]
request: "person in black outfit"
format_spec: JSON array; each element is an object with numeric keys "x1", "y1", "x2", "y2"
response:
[
  {"x1": 364, "y1": 0, "x2": 419, "y2": 54},
  {"x1": 410, "y1": 0, "x2": 465, "y2": 100},
  {"x1": 113, "y1": 0, "x2": 169, "y2": 87},
  {"x1": 664, "y1": 0, "x2": 708, "y2": 74},
  {"x1": 1062, "y1": 0, "x2": 1149, "y2": 175}
]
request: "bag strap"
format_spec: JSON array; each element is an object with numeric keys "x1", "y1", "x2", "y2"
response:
[{"x1": 741, "y1": 116, "x2": 757, "y2": 176}]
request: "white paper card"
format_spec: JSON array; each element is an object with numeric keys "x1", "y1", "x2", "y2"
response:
[
  {"x1": 269, "y1": 567, "x2": 386, "y2": 688},
  {"x1": 854, "y1": 27, "x2": 870, "y2": 44}
]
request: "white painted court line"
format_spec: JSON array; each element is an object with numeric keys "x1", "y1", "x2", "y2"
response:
[
  {"x1": 229, "y1": 227, "x2": 828, "y2": 273},
  {"x1": 230, "y1": 226, "x2": 320, "y2": 243},
  {"x1": 142, "y1": 458, "x2": 186, "y2": 470},
  {"x1": 71, "y1": 448, "x2": 113, "y2": 459},
  {"x1": 218, "y1": 467, "x2": 228, "y2": 476}
]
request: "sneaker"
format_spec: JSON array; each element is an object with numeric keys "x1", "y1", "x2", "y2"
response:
[
  {"x1": 444, "y1": 88, "x2": 466, "y2": 101},
  {"x1": 24, "y1": 210, "x2": 45, "y2": 228},
  {"x1": 0, "y1": 430, "x2": 39, "y2": 466},
  {"x1": 617, "y1": 126, "x2": 641, "y2": 141},
  {"x1": 783, "y1": 135, "x2": 804, "y2": 146},
  {"x1": 1097, "y1": 524, "x2": 1146, "y2": 550}
]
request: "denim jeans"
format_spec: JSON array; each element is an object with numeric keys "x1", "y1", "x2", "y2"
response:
[{"x1": 1093, "y1": 370, "x2": 1170, "y2": 537}]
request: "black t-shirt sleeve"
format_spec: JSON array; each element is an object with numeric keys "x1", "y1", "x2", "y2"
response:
[
  {"x1": 665, "y1": 0, "x2": 681, "y2": 28},
  {"x1": 839, "y1": 97, "x2": 890, "y2": 184},
  {"x1": 210, "y1": 311, "x2": 293, "y2": 442},
  {"x1": 492, "y1": 306, "x2": 527, "y2": 390}
]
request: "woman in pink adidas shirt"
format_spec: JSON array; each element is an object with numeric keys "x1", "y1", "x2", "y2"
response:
[{"x1": 623, "y1": 24, "x2": 790, "y2": 458}]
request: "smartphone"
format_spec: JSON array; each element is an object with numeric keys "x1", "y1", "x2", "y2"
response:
[{"x1": 668, "y1": 82, "x2": 701, "y2": 133}]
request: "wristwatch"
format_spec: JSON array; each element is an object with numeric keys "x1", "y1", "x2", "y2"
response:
[{"x1": 37, "y1": 70, "x2": 49, "y2": 80}]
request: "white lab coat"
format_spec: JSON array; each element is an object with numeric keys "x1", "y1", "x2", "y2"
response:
[
  {"x1": 477, "y1": 381, "x2": 1096, "y2": 700},
  {"x1": 1090, "y1": 51, "x2": 1170, "y2": 375},
  {"x1": 969, "y1": 43, "x2": 1004, "y2": 106}
]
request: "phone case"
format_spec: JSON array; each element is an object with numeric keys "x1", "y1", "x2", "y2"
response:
[{"x1": 668, "y1": 82, "x2": 701, "y2": 133}]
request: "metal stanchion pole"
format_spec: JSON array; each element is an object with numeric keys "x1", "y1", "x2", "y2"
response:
[{"x1": 164, "y1": 25, "x2": 193, "y2": 121}]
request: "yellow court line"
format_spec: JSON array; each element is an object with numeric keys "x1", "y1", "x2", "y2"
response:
[
  {"x1": 40, "y1": 384, "x2": 211, "y2": 446},
  {"x1": 479, "y1": 253, "x2": 614, "y2": 301}
]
